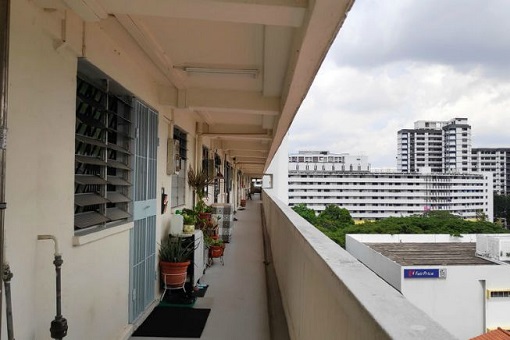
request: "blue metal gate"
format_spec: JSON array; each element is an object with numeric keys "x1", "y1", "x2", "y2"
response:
[{"x1": 129, "y1": 101, "x2": 158, "y2": 322}]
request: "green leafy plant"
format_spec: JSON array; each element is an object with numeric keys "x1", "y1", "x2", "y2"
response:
[
  {"x1": 204, "y1": 235, "x2": 223, "y2": 247},
  {"x1": 194, "y1": 200, "x2": 209, "y2": 214},
  {"x1": 210, "y1": 238, "x2": 223, "y2": 247},
  {"x1": 180, "y1": 208, "x2": 197, "y2": 225},
  {"x1": 183, "y1": 213, "x2": 196, "y2": 225},
  {"x1": 159, "y1": 236, "x2": 197, "y2": 263}
]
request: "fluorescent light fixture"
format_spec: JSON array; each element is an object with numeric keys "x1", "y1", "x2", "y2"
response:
[{"x1": 179, "y1": 66, "x2": 259, "y2": 78}]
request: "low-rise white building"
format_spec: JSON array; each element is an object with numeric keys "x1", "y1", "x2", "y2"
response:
[
  {"x1": 288, "y1": 152, "x2": 494, "y2": 221},
  {"x1": 346, "y1": 234, "x2": 510, "y2": 339},
  {"x1": 288, "y1": 150, "x2": 370, "y2": 172}
]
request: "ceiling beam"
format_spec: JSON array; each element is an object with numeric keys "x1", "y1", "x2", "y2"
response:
[
  {"x1": 202, "y1": 133, "x2": 272, "y2": 141},
  {"x1": 236, "y1": 160, "x2": 266, "y2": 164},
  {"x1": 183, "y1": 89, "x2": 280, "y2": 116},
  {"x1": 235, "y1": 157, "x2": 268, "y2": 162},
  {"x1": 115, "y1": 14, "x2": 186, "y2": 89},
  {"x1": 228, "y1": 150, "x2": 268, "y2": 158},
  {"x1": 218, "y1": 140, "x2": 270, "y2": 152},
  {"x1": 101, "y1": 0, "x2": 306, "y2": 27}
]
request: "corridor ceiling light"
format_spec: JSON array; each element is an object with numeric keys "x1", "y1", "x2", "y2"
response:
[{"x1": 178, "y1": 66, "x2": 259, "y2": 78}]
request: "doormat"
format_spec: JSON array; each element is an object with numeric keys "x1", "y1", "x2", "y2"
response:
[{"x1": 132, "y1": 306, "x2": 211, "y2": 338}]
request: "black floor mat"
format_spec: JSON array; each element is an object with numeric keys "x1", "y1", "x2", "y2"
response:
[{"x1": 132, "y1": 306, "x2": 211, "y2": 338}]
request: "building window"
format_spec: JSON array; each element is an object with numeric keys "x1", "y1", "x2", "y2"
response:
[
  {"x1": 202, "y1": 146, "x2": 211, "y2": 197},
  {"x1": 489, "y1": 290, "x2": 510, "y2": 298},
  {"x1": 74, "y1": 75, "x2": 133, "y2": 232},
  {"x1": 171, "y1": 127, "x2": 187, "y2": 207}
]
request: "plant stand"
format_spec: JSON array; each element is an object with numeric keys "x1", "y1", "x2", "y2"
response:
[
  {"x1": 207, "y1": 245, "x2": 225, "y2": 266},
  {"x1": 161, "y1": 272, "x2": 187, "y2": 301}
]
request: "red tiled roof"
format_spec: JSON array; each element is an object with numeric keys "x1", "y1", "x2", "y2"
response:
[{"x1": 471, "y1": 328, "x2": 510, "y2": 340}]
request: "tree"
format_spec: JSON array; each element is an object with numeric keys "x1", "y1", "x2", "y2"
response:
[
  {"x1": 494, "y1": 194, "x2": 510, "y2": 226},
  {"x1": 317, "y1": 204, "x2": 354, "y2": 230},
  {"x1": 313, "y1": 210, "x2": 509, "y2": 248},
  {"x1": 292, "y1": 204, "x2": 317, "y2": 225}
]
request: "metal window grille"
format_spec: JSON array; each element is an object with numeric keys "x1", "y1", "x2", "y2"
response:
[
  {"x1": 74, "y1": 76, "x2": 133, "y2": 232},
  {"x1": 171, "y1": 127, "x2": 187, "y2": 207}
]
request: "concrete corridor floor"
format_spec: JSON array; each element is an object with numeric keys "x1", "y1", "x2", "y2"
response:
[{"x1": 130, "y1": 196, "x2": 271, "y2": 340}]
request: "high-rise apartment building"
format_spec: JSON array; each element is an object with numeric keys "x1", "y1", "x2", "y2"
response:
[
  {"x1": 471, "y1": 148, "x2": 510, "y2": 195},
  {"x1": 397, "y1": 118, "x2": 472, "y2": 173}
]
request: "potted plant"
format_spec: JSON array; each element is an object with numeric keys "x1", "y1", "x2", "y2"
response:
[
  {"x1": 159, "y1": 236, "x2": 196, "y2": 289},
  {"x1": 181, "y1": 210, "x2": 196, "y2": 234},
  {"x1": 207, "y1": 236, "x2": 225, "y2": 265},
  {"x1": 195, "y1": 200, "x2": 213, "y2": 222},
  {"x1": 201, "y1": 217, "x2": 219, "y2": 237},
  {"x1": 188, "y1": 165, "x2": 214, "y2": 219}
]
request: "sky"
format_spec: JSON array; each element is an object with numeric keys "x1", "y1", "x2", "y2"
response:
[{"x1": 288, "y1": 0, "x2": 510, "y2": 168}]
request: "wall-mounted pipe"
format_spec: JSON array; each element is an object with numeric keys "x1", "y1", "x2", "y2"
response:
[
  {"x1": 37, "y1": 235, "x2": 60, "y2": 256},
  {"x1": 0, "y1": 1, "x2": 11, "y2": 339},
  {"x1": 2, "y1": 264, "x2": 13, "y2": 340},
  {"x1": 37, "y1": 235, "x2": 67, "y2": 339}
]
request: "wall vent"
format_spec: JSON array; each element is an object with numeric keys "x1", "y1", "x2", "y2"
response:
[{"x1": 487, "y1": 289, "x2": 510, "y2": 299}]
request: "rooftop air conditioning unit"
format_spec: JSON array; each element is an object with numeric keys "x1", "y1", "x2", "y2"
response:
[{"x1": 477, "y1": 234, "x2": 510, "y2": 261}]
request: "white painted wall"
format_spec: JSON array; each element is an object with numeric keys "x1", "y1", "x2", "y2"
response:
[
  {"x1": 401, "y1": 265, "x2": 510, "y2": 339},
  {"x1": 345, "y1": 236, "x2": 403, "y2": 291},
  {"x1": 5, "y1": 2, "x2": 202, "y2": 339}
]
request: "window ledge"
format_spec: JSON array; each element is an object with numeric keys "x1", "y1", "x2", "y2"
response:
[{"x1": 73, "y1": 222, "x2": 134, "y2": 246}]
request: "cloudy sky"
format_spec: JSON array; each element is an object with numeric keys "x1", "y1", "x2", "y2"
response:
[{"x1": 288, "y1": 0, "x2": 510, "y2": 168}]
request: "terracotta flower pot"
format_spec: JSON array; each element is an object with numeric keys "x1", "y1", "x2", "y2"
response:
[
  {"x1": 160, "y1": 260, "x2": 190, "y2": 288},
  {"x1": 209, "y1": 245, "x2": 224, "y2": 258}
]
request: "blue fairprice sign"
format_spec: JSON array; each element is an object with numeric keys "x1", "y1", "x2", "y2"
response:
[{"x1": 404, "y1": 268, "x2": 447, "y2": 279}]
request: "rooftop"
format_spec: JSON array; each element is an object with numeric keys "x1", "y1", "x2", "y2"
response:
[
  {"x1": 367, "y1": 242, "x2": 496, "y2": 266},
  {"x1": 470, "y1": 328, "x2": 510, "y2": 340}
]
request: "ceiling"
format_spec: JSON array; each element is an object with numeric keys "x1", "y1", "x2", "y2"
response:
[{"x1": 35, "y1": 0, "x2": 354, "y2": 176}]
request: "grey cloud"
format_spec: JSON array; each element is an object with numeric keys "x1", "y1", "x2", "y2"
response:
[
  {"x1": 288, "y1": 0, "x2": 510, "y2": 168},
  {"x1": 334, "y1": 0, "x2": 510, "y2": 73}
]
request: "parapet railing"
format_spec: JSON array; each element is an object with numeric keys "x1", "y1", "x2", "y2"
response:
[{"x1": 262, "y1": 190, "x2": 456, "y2": 340}]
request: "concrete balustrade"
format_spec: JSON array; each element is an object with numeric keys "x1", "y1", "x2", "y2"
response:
[{"x1": 262, "y1": 191, "x2": 456, "y2": 340}]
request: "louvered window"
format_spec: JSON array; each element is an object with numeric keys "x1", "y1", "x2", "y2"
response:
[{"x1": 74, "y1": 75, "x2": 133, "y2": 232}]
